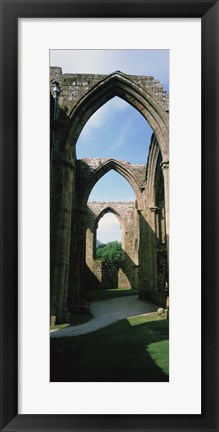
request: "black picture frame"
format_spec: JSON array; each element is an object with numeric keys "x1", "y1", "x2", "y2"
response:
[{"x1": 0, "y1": 1, "x2": 218, "y2": 431}]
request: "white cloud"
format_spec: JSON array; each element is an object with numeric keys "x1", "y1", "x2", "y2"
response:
[
  {"x1": 81, "y1": 103, "x2": 110, "y2": 139},
  {"x1": 99, "y1": 213, "x2": 120, "y2": 226},
  {"x1": 81, "y1": 97, "x2": 129, "y2": 140},
  {"x1": 83, "y1": 102, "x2": 111, "y2": 137},
  {"x1": 112, "y1": 97, "x2": 129, "y2": 111},
  {"x1": 50, "y1": 50, "x2": 124, "y2": 76},
  {"x1": 97, "y1": 213, "x2": 121, "y2": 243},
  {"x1": 50, "y1": 49, "x2": 169, "y2": 92},
  {"x1": 110, "y1": 108, "x2": 146, "y2": 152},
  {"x1": 110, "y1": 114, "x2": 135, "y2": 151}
]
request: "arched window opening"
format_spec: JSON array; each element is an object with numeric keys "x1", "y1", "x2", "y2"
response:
[
  {"x1": 96, "y1": 213, "x2": 123, "y2": 261},
  {"x1": 88, "y1": 169, "x2": 136, "y2": 202},
  {"x1": 76, "y1": 96, "x2": 153, "y2": 164},
  {"x1": 85, "y1": 167, "x2": 137, "y2": 290}
]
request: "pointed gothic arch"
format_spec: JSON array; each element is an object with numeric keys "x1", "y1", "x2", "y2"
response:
[
  {"x1": 94, "y1": 206, "x2": 124, "y2": 231},
  {"x1": 85, "y1": 201, "x2": 138, "y2": 291},
  {"x1": 83, "y1": 159, "x2": 141, "y2": 205},
  {"x1": 64, "y1": 71, "x2": 169, "y2": 161},
  {"x1": 50, "y1": 69, "x2": 169, "y2": 323},
  {"x1": 93, "y1": 206, "x2": 124, "y2": 260}
]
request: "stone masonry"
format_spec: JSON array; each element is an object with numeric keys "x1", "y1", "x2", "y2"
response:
[
  {"x1": 85, "y1": 201, "x2": 139, "y2": 289},
  {"x1": 50, "y1": 68, "x2": 169, "y2": 323}
]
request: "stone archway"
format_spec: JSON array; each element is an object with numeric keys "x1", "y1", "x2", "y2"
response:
[
  {"x1": 85, "y1": 202, "x2": 139, "y2": 291},
  {"x1": 67, "y1": 158, "x2": 142, "y2": 310},
  {"x1": 50, "y1": 68, "x2": 169, "y2": 323},
  {"x1": 63, "y1": 70, "x2": 169, "y2": 162},
  {"x1": 92, "y1": 206, "x2": 125, "y2": 260},
  {"x1": 77, "y1": 158, "x2": 143, "y2": 207}
]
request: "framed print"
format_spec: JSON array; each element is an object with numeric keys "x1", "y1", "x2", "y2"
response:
[
  {"x1": 49, "y1": 49, "x2": 170, "y2": 385},
  {"x1": 0, "y1": 0, "x2": 218, "y2": 431}
]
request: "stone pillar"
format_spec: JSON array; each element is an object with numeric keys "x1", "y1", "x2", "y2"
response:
[
  {"x1": 50, "y1": 160, "x2": 75, "y2": 324},
  {"x1": 68, "y1": 207, "x2": 89, "y2": 313},
  {"x1": 149, "y1": 207, "x2": 159, "y2": 292},
  {"x1": 160, "y1": 161, "x2": 169, "y2": 260},
  {"x1": 138, "y1": 208, "x2": 157, "y2": 297},
  {"x1": 134, "y1": 265, "x2": 139, "y2": 289},
  {"x1": 150, "y1": 206, "x2": 161, "y2": 241},
  {"x1": 86, "y1": 227, "x2": 94, "y2": 265}
]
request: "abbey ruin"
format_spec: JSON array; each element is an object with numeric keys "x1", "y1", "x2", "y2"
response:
[{"x1": 50, "y1": 67, "x2": 169, "y2": 324}]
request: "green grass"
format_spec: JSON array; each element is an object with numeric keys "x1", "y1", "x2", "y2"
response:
[
  {"x1": 86, "y1": 288, "x2": 139, "y2": 301},
  {"x1": 147, "y1": 340, "x2": 169, "y2": 375},
  {"x1": 70, "y1": 313, "x2": 93, "y2": 326},
  {"x1": 50, "y1": 323, "x2": 70, "y2": 331},
  {"x1": 50, "y1": 314, "x2": 93, "y2": 331},
  {"x1": 50, "y1": 312, "x2": 169, "y2": 382}
]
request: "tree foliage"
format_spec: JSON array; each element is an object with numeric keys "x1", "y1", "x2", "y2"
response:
[{"x1": 96, "y1": 241, "x2": 123, "y2": 261}]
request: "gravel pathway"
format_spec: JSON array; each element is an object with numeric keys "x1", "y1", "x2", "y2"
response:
[{"x1": 50, "y1": 295, "x2": 157, "y2": 338}]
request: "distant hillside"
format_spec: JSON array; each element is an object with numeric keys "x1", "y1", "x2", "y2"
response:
[{"x1": 96, "y1": 239, "x2": 106, "y2": 247}]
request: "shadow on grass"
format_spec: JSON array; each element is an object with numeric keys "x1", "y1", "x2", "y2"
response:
[
  {"x1": 86, "y1": 288, "x2": 139, "y2": 302},
  {"x1": 50, "y1": 315, "x2": 93, "y2": 331},
  {"x1": 50, "y1": 315, "x2": 169, "y2": 382}
]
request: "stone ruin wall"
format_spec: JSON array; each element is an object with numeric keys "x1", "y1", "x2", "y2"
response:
[
  {"x1": 75, "y1": 157, "x2": 147, "y2": 206},
  {"x1": 85, "y1": 201, "x2": 140, "y2": 289},
  {"x1": 76, "y1": 158, "x2": 146, "y2": 194},
  {"x1": 50, "y1": 67, "x2": 169, "y2": 118},
  {"x1": 50, "y1": 68, "x2": 169, "y2": 322}
]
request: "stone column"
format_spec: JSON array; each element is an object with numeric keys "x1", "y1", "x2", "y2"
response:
[
  {"x1": 85, "y1": 227, "x2": 94, "y2": 265},
  {"x1": 68, "y1": 207, "x2": 89, "y2": 313},
  {"x1": 150, "y1": 206, "x2": 160, "y2": 240},
  {"x1": 50, "y1": 159, "x2": 75, "y2": 324},
  {"x1": 160, "y1": 161, "x2": 169, "y2": 261},
  {"x1": 149, "y1": 207, "x2": 159, "y2": 292},
  {"x1": 138, "y1": 208, "x2": 157, "y2": 297},
  {"x1": 134, "y1": 265, "x2": 139, "y2": 289}
]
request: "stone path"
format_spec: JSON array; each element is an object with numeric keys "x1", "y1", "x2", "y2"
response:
[{"x1": 50, "y1": 295, "x2": 157, "y2": 338}]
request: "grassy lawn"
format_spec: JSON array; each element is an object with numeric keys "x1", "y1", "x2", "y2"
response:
[
  {"x1": 50, "y1": 323, "x2": 70, "y2": 331},
  {"x1": 50, "y1": 314, "x2": 93, "y2": 331},
  {"x1": 50, "y1": 313, "x2": 169, "y2": 382},
  {"x1": 86, "y1": 287, "x2": 139, "y2": 301}
]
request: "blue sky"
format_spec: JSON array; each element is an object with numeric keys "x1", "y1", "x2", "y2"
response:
[
  {"x1": 50, "y1": 49, "x2": 169, "y2": 91},
  {"x1": 77, "y1": 96, "x2": 152, "y2": 203},
  {"x1": 50, "y1": 50, "x2": 168, "y2": 242},
  {"x1": 89, "y1": 170, "x2": 135, "y2": 202},
  {"x1": 77, "y1": 97, "x2": 152, "y2": 163}
]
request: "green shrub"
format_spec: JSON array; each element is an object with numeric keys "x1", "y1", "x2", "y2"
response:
[{"x1": 96, "y1": 240, "x2": 122, "y2": 261}]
